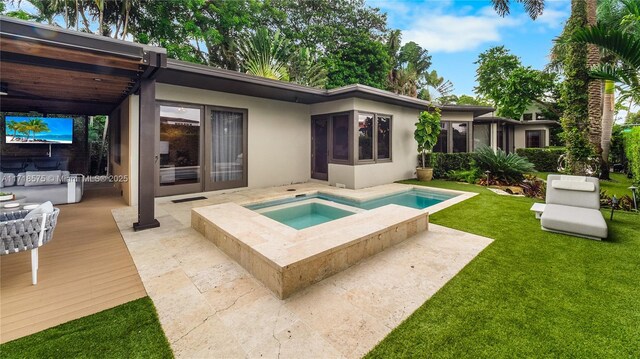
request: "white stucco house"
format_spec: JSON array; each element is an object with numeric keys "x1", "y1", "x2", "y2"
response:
[
  {"x1": 0, "y1": 17, "x2": 499, "y2": 229},
  {"x1": 462, "y1": 102, "x2": 559, "y2": 155}
]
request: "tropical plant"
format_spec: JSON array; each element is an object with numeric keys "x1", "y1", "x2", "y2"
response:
[
  {"x1": 6, "y1": 120, "x2": 23, "y2": 141},
  {"x1": 25, "y1": 118, "x2": 50, "y2": 141},
  {"x1": 236, "y1": 28, "x2": 291, "y2": 81},
  {"x1": 625, "y1": 127, "x2": 640, "y2": 183},
  {"x1": 288, "y1": 48, "x2": 327, "y2": 88},
  {"x1": 386, "y1": 32, "x2": 432, "y2": 97},
  {"x1": 420, "y1": 70, "x2": 454, "y2": 103},
  {"x1": 474, "y1": 146, "x2": 535, "y2": 183},
  {"x1": 414, "y1": 110, "x2": 441, "y2": 169},
  {"x1": 490, "y1": 0, "x2": 545, "y2": 19},
  {"x1": 559, "y1": 0, "x2": 593, "y2": 174}
]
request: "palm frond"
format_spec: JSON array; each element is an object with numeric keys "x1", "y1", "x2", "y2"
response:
[
  {"x1": 589, "y1": 63, "x2": 639, "y2": 88},
  {"x1": 571, "y1": 25, "x2": 640, "y2": 68}
]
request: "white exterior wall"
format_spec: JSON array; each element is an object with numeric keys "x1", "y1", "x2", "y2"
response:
[
  {"x1": 440, "y1": 111, "x2": 474, "y2": 122},
  {"x1": 156, "y1": 83, "x2": 311, "y2": 189},
  {"x1": 514, "y1": 125, "x2": 551, "y2": 149},
  {"x1": 110, "y1": 94, "x2": 139, "y2": 206},
  {"x1": 311, "y1": 98, "x2": 421, "y2": 189}
]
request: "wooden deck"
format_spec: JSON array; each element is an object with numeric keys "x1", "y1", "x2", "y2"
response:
[{"x1": 0, "y1": 186, "x2": 146, "y2": 343}]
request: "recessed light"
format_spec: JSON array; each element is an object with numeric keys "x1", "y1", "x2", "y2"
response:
[{"x1": 93, "y1": 78, "x2": 102, "y2": 82}]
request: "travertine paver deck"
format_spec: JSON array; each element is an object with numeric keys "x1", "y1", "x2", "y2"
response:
[{"x1": 113, "y1": 183, "x2": 492, "y2": 358}]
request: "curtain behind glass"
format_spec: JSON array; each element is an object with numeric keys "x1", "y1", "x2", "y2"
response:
[
  {"x1": 473, "y1": 124, "x2": 491, "y2": 150},
  {"x1": 211, "y1": 111, "x2": 243, "y2": 182}
]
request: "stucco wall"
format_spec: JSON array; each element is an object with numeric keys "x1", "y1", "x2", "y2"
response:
[
  {"x1": 109, "y1": 95, "x2": 139, "y2": 206},
  {"x1": 440, "y1": 111, "x2": 474, "y2": 122},
  {"x1": 315, "y1": 98, "x2": 420, "y2": 189},
  {"x1": 156, "y1": 83, "x2": 310, "y2": 189},
  {"x1": 514, "y1": 124, "x2": 550, "y2": 149}
]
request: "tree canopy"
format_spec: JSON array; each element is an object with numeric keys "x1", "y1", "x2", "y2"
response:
[{"x1": 474, "y1": 46, "x2": 556, "y2": 120}]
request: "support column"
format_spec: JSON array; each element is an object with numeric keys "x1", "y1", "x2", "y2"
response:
[
  {"x1": 490, "y1": 123, "x2": 498, "y2": 151},
  {"x1": 133, "y1": 78, "x2": 160, "y2": 231}
]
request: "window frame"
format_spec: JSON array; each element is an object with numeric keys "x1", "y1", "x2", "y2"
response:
[
  {"x1": 327, "y1": 111, "x2": 354, "y2": 165},
  {"x1": 353, "y1": 110, "x2": 393, "y2": 164},
  {"x1": 525, "y1": 129, "x2": 545, "y2": 148},
  {"x1": 450, "y1": 121, "x2": 469, "y2": 153}
]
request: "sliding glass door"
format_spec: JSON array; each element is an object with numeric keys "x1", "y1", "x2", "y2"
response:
[
  {"x1": 156, "y1": 103, "x2": 203, "y2": 196},
  {"x1": 205, "y1": 107, "x2": 248, "y2": 191}
]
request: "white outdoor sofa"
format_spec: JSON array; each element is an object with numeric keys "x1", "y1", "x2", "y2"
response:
[{"x1": 540, "y1": 174, "x2": 608, "y2": 240}]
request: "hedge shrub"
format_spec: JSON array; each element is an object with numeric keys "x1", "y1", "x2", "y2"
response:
[
  {"x1": 419, "y1": 153, "x2": 475, "y2": 178},
  {"x1": 625, "y1": 127, "x2": 640, "y2": 183},
  {"x1": 515, "y1": 148, "x2": 565, "y2": 172}
]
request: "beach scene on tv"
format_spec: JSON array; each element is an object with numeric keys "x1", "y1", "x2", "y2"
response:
[{"x1": 5, "y1": 116, "x2": 73, "y2": 144}]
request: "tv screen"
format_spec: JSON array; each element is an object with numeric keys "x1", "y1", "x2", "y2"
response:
[{"x1": 5, "y1": 116, "x2": 73, "y2": 144}]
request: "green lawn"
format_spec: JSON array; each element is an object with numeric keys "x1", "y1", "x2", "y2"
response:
[
  {"x1": 531, "y1": 172, "x2": 635, "y2": 198},
  {"x1": 367, "y1": 180, "x2": 640, "y2": 358},
  {"x1": 0, "y1": 297, "x2": 172, "y2": 359}
]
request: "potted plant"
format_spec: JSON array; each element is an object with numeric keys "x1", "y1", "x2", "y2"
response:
[{"x1": 414, "y1": 109, "x2": 441, "y2": 181}]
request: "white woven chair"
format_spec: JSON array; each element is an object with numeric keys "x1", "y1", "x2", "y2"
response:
[{"x1": 0, "y1": 208, "x2": 60, "y2": 284}]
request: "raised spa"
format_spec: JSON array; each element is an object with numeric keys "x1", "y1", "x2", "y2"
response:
[{"x1": 247, "y1": 188, "x2": 455, "y2": 229}]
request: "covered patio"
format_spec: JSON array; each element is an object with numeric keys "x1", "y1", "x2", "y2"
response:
[{"x1": 0, "y1": 17, "x2": 165, "y2": 342}]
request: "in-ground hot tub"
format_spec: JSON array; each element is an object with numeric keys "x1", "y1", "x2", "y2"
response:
[
  {"x1": 192, "y1": 185, "x2": 472, "y2": 299},
  {"x1": 255, "y1": 199, "x2": 360, "y2": 230}
]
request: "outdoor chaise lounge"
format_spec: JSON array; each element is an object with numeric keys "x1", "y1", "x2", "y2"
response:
[
  {"x1": 0, "y1": 202, "x2": 60, "y2": 284},
  {"x1": 540, "y1": 175, "x2": 607, "y2": 240}
]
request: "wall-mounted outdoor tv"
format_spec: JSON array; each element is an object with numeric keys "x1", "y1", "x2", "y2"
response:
[{"x1": 5, "y1": 116, "x2": 73, "y2": 144}]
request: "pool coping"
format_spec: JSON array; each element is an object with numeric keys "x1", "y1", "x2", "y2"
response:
[{"x1": 190, "y1": 184, "x2": 477, "y2": 298}]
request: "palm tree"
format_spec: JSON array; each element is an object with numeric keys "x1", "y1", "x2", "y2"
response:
[
  {"x1": 236, "y1": 28, "x2": 291, "y2": 81},
  {"x1": 585, "y1": 0, "x2": 604, "y2": 176},
  {"x1": 25, "y1": 118, "x2": 50, "y2": 142},
  {"x1": 7, "y1": 120, "x2": 22, "y2": 141},
  {"x1": 572, "y1": 0, "x2": 640, "y2": 177},
  {"x1": 490, "y1": 0, "x2": 545, "y2": 19}
]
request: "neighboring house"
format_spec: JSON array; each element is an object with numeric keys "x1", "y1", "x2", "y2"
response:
[
  {"x1": 434, "y1": 102, "x2": 559, "y2": 154},
  {"x1": 0, "y1": 17, "x2": 493, "y2": 229}
]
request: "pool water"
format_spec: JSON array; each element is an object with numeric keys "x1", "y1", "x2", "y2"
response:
[
  {"x1": 320, "y1": 189, "x2": 451, "y2": 210},
  {"x1": 248, "y1": 188, "x2": 456, "y2": 230},
  {"x1": 260, "y1": 202, "x2": 355, "y2": 230}
]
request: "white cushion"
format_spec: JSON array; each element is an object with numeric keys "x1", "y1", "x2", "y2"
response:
[
  {"x1": 552, "y1": 180, "x2": 595, "y2": 192},
  {"x1": 16, "y1": 173, "x2": 26, "y2": 186},
  {"x1": 2, "y1": 173, "x2": 16, "y2": 187},
  {"x1": 560, "y1": 175, "x2": 587, "y2": 182},
  {"x1": 541, "y1": 203, "x2": 607, "y2": 239},
  {"x1": 24, "y1": 201, "x2": 54, "y2": 220},
  {"x1": 24, "y1": 170, "x2": 62, "y2": 187}
]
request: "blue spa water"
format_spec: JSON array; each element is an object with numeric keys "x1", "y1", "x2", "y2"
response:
[
  {"x1": 249, "y1": 189, "x2": 456, "y2": 229},
  {"x1": 260, "y1": 202, "x2": 354, "y2": 230}
]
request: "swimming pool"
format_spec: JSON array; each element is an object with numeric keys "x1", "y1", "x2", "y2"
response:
[{"x1": 248, "y1": 188, "x2": 457, "y2": 229}]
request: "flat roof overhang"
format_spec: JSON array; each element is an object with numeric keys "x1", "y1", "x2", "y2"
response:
[
  {"x1": 159, "y1": 59, "x2": 493, "y2": 114},
  {"x1": 0, "y1": 16, "x2": 166, "y2": 115},
  {"x1": 474, "y1": 116, "x2": 560, "y2": 126}
]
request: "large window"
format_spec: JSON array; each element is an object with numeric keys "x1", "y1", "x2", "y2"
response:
[
  {"x1": 159, "y1": 105, "x2": 201, "y2": 187},
  {"x1": 358, "y1": 113, "x2": 374, "y2": 161},
  {"x1": 433, "y1": 122, "x2": 448, "y2": 153},
  {"x1": 451, "y1": 122, "x2": 468, "y2": 153},
  {"x1": 332, "y1": 114, "x2": 350, "y2": 161},
  {"x1": 473, "y1": 123, "x2": 491, "y2": 150},
  {"x1": 377, "y1": 115, "x2": 391, "y2": 160},
  {"x1": 526, "y1": 130, "x2": 544, "y2": 148}
]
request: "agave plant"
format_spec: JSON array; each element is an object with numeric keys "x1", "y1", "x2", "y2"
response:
[{"x1": 474, "y1": 146, "x2": 535, "y2": 184}]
